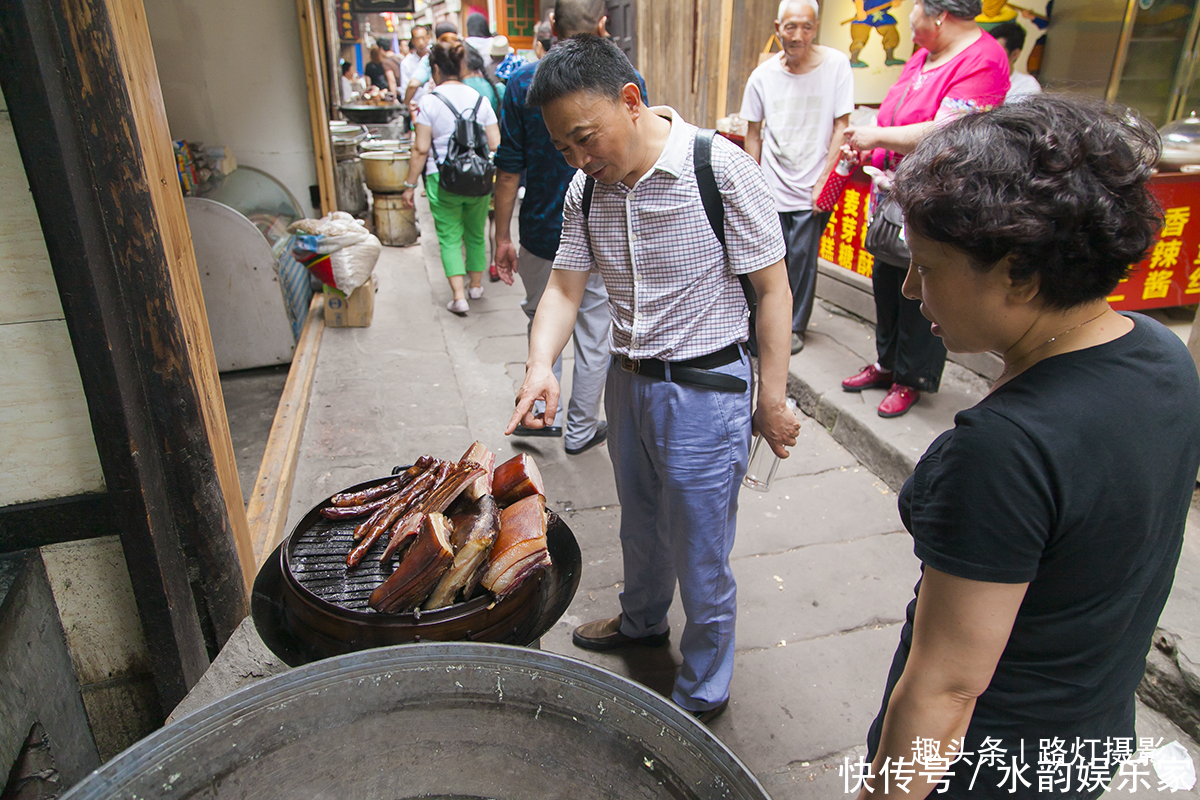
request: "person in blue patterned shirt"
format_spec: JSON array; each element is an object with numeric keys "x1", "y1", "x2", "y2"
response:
[{"x1": 493, "y1": 0, "x2": 645, "y2": 455}]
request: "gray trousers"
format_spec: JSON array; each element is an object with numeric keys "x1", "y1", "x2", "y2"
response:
[{"x1": 519, "y1": 249, "x2": 611, "y2": 449}]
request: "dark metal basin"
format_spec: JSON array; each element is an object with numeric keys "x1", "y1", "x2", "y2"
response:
[{"x1": 61, "y1": 644, "x2": 772, "y2": 800}]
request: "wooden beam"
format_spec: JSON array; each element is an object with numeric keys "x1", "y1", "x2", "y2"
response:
[
  {"x1": 248, "y1": 295, "x2": 326, "y2": 565},
  {"x1": 715, "y1": 0, "x2": 735, "y2": 122},
  {"x1": 0, "y1": 494, "x2": 116, "y2": 554},
  {"x1": 298, "y1": 0, "x2": 339, "y2": 214},
  {"x1": 0, "y1": 0, "x2": 250, "y2": 711},
  {"x1": 103, "y1": 0, "x2": 257, "y2": 601}
]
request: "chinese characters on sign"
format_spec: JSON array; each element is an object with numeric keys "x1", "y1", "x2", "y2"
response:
[
  {"x1": 838, "y1": 736, "x2": 1195, "y2": 794},
  {"x1": 820, "y1": 170, "x2": 875, "y2": 279},
  {"x1": 820, "y1": 172, "x2": 1200, "y2": 312}
]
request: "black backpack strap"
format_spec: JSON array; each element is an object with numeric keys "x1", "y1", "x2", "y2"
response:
[
  {"x1": 693, "y1": 129, "x2": 756, "y2": 318},
  {"x1": 582, "y1": 176, "x2": 595, "y2": 218},
  {"x1": 430, "y1": 90, "x2": 463, "y2": 120},
  {"x1": 693, "y1": 129, "x2": 725, "y2": 247}
]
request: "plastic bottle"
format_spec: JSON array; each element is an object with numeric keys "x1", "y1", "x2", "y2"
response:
[{"x1": 743, "y1": 397, "x2": 799, "y2": 492}]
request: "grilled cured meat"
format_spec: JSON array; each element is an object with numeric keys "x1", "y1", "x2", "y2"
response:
[
  {"x1": 330, "y1": 456, "x2": 433, "y2": 508},
  {"x1": 492, "y1": 453, "x2": 545, "y2": 507},
  {"x1": 352, "y1": 460, "x2": 446, "y2": 541},
  {"x1": 424, "y1": 496, "x2": 500, "y2": 610},
  {"x1": 482, "y1": 494, "x2": 551, "y2": 599},
  {"x1": 378, "y1": 462, "x2": 487, "y2": 563},
  {"x1": 319, "y1": 493, "x2": 394, "y2": 520},
  {"x1": 459, "y1": 441, "x2": 496, "y2": 503},
  {"x1": 347, "y1": 466, "x2": 441, "y2": 567},
  {"x1": 368, "y1": 512, "x2": 455, "y2": 613}
]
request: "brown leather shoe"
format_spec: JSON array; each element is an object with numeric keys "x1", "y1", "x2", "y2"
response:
[{"x1": 572, "y1": 615, "x2": 670, "y2": 652}]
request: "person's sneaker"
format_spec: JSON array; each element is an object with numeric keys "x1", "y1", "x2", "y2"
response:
[
  {"x1": 842, "y1": 364, "x2": 894, "y2": 392},
  {"x1": 791, "y1": 332, "x2": 805, "y2": 354},
  {"x1": 850, "y1": 59, "x2": 869, "y2": 68},
  {"x1": 446, "y1": 298, "x2": 469, "y2": 316},
  {"x1": 687, "y1": 698, "x2": 730, "y2": 725},
  {"x1": 488, "y1": 264, "x2": 501, "y2": 282},
  {"x1": 468, "y1": 286, "x2": 484, "y2": 300},
  {"x1": 572, "y1": 615, "x2": 670, "y2": 652},
  {"x1": 878, "y1": 384, "x2": 919, "y2": 418},
  {"x1": 565, "y1": 421, "x2": 608, "y2": 455}
]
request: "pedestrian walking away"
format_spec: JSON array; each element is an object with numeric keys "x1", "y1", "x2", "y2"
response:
[
  {"x1": 741, "y1": 0, "x2": 854, "y2": 355},
  {"x1": 400, "y1": 38, "x2": 500, "y2": 316},
  {"x1": 493, "y1": 0, "x2": 647, "y2": 452},
  {"x1": 506, "y1": 35, "x2": 800, "y2": 721}
]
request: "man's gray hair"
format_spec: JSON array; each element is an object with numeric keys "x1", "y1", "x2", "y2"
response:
[
  {"x1": 921, "y1": 0, "x2": 982, "y2": 20},
  {"x1": 777, "y1": 0, "x2": 820, "y2": 20}
]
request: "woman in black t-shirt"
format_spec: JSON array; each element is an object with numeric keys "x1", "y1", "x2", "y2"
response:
[{"x1": 856, "y1": 95, "x2": 1200, "y2": 799}]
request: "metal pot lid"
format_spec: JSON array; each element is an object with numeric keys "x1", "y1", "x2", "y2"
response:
[
  {"x1": 362, "y1": 139, "x2": 406, "y2": 150},
  {"x1": 361, "y1": 150, "x2": 411, "y2": 161}
]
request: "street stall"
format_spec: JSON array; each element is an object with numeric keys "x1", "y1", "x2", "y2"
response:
[{"x1": 818, "y1": 167, "x2": 1200, "y2": 313}]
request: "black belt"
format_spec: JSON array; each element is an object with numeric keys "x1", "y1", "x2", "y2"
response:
[{"x1": 614, "y1": 343, "x2": 747, "y2": 393}]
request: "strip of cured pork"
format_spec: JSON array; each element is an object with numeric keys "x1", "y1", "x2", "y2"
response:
[{"x1": 481, "y1": 494, "x2": 551, "y2": 600}]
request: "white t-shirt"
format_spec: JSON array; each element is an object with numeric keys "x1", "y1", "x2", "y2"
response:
[
  {"x1": 1006, "y1": 71, "x2": 1042, "y2": 100},
  {"x1": 400, "y1": 52, "x2": 424, "y2": 89},
  {"x1": 416, "y1": 82, "x2": 498, "y2": 176},
  {"x1": 739, "y1": 47, "x2": 855, "y2": 212},
  {"x1": 464, "y1": 36, "x2": 493, "y2": 57}
]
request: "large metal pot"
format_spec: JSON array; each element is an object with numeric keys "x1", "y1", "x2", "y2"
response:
[
  {"x1": 1159, "y1": 113, "x2": 1200, "y2": 170},
  {"x1": 361, "y1": 150, "x2": 412, "y2": 193},
  {"x1": 340, "y1": 104, "x2": 405, "y2": 124},
  {"x1": 61, "y1": 644, "x2": 772, "y2": 800}
]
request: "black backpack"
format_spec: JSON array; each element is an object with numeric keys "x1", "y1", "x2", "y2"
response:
[
  {"x1": 430, "y1": 91, "x2": 495, "y2": 197},
  {"x1": 581, "y1": 128, "x2": 757, "y2": 322}
]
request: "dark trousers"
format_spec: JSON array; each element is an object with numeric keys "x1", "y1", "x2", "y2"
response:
[
  {"x1": 780, "y1": 209, "x2": 831, "y2": 334},
  {"x1": 873, "y1": 259, "x2": 946, "y2": 393}
]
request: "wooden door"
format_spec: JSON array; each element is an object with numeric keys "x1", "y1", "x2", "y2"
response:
[{"x1": 606, "y1": 0, "x2": 637, "y2": 66}]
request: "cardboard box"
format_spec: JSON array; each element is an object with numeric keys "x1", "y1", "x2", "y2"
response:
[{"x1": 324, "y1": 277, "x2": 375, "y2": 327}]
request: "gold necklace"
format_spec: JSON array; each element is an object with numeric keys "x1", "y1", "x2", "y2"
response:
[{"x1": 996, "y1": 309, "x2": 1109, "y2": 383}]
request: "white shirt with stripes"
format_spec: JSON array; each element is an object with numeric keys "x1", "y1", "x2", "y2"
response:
[{"x1": 553, "y1": 106, "x2": 786, "y2": 362}]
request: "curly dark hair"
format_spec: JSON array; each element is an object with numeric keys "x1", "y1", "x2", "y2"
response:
[{"x1": 892, "y1": 94, "x2": 1163, "y2": 310}]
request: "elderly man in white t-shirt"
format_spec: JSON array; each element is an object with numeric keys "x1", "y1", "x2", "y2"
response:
[{"x1": 740, "y1": 0, "x2": 854, "y2": 354}]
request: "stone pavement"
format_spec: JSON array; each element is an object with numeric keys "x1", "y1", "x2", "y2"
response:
[{"x1": 192, "y1": 202, "x2": 1200, "y2": 797}]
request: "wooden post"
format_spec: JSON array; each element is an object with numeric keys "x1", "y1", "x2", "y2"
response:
[
  {"x1": 715, "y1": 0, "x2": 736, "y2": 122},
  {"x1": 0, "y1": 0, "x2": 252, "y2": 711},
  {"x1": 298, "y1": 0, "x2": 338, "y2": 215}
]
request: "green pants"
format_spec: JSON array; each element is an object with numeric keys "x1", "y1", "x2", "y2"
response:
[{"x1": 425, "y1": 171, "x2": 490, "y2": 277}]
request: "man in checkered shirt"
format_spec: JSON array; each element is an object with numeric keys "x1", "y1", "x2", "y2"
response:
[{"x1": 505, "y1": 35, "x2": 799, "y2": 723}]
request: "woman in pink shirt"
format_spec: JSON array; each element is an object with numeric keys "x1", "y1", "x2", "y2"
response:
[{"x1": 840, "y1": 0, "x2": 1009, "y2": 418}]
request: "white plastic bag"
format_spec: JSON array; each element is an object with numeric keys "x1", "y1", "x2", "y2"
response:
[{"x1": 286, "y1": 212, "x2": 380, "y2": 294}]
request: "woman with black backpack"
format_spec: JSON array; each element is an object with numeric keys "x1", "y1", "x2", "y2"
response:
[{"x1": 400, "y1": 36, "x2": 500, "y2": 316}]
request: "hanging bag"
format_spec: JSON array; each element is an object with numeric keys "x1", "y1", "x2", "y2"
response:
[
  {"x1": 429, "y1": 91, "x2": 495, "y2": 197},
  {"x1": 863, "y1": 81, "x2": 913, "y2": 266}
]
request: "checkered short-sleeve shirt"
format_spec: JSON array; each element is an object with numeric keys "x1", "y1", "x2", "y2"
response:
[{"x1": 553, "y1": 107, "x2": 786, "y2": 362}]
